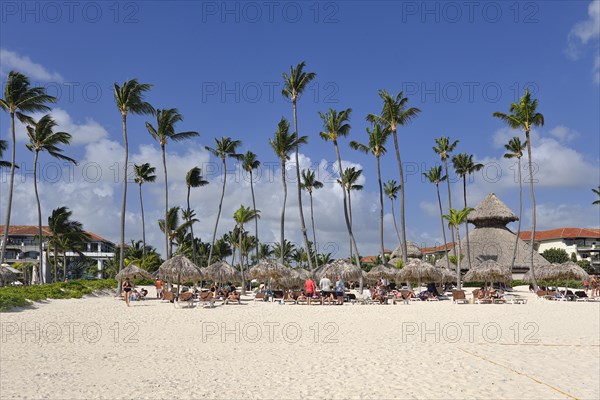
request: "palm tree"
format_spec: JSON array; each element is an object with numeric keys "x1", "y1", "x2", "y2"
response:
[
  {"x1": 0, "y1": 140, "x2": 12, "y2": 168},
  {"x1": 367, "y1": 90, "x2": 421, "y2": 264},
  {"x1": 300, "y1": 169, "x2": 323, "y2": 269},
  {"x1": 423, "y1": 166, "x2": 451, "y2": 270},
  {"x1": 269, "y1": 117, "x2": 308, "y2": 266},
  {"x1": 493, "y1": 89, "x2": 544, "y2": 290},
  {"x1": 282, "y1": 61, "x2": 317, "y2": 273},
  {"x1": 451, "y1": 153, "x2": 483, "y2": 271},
  {"x1": 273, "y1": 239, "x2": 296, "y2": 266},
  {"x1": 433, "y1": 136, "x2": 459, "y2": 258},
  {"x1": 503, "y1": 137, "x2": 527, "y2": 273},
  {"x1": 205, "y1": 137, "x2": 243, "y2": 266},
  {"x1": 0, "y1": 71, "x2": 56, "y2": 265},
  {"x1": 113, "y1": 79, "x2": 153, "y2": 284},
  {"x1": 384, "y1": 180, "x2": 402, "y2": 244},
  {"x1": 146, "y1": 108, "x2": 199, "y2": 259},
  {"x1": 241, "y1": 151, "x2": 261, "y2": 262},
  {"x1": 133, "y1": 163, "x2": 156, "y2": 258},
  {"x1": 337, "y1": 167, "x2": 364, "y2": 258},
  {"x1": 158, "y1": 207, "x2": 194, "y2": 258},
  {"x1": 350, "y1": 124, "x2": 392, "y2": 263},
  {"x1": 47, "y1": 207, "x2": 90, "y2": 282},
  {"x1": 25, "y1": 114, "x2": 76, "y2": 283},
  {"x1": 593, "y1": 186, "x2": 600, "y2": 205},
  {"x1": 319, "y1": 108, "x2": 363, "y2": 290},
  {"x1": 233, "y1": 205, "x2": 261, "y2": 295},
  {"x1": 258, "y1": 243, "x2": 273, "y2": 261},
  {"x1": 212, "y1": 237, "x2": 233, "y2": 262},
  {"x1": 443, "y1": 207, "x2": 474, "y2": 290},
  {"x1": 185, "y1": 166, "x2": 208, "y2": 264}
]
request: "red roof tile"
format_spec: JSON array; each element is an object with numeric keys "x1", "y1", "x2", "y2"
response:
[
  {"x1": 0, "y1": 225, "x2": 112, "y2": 243},
  {"x1": 421, "y1": 243, "x2": 455, "y2": 254},
  {"x1": 519, "y1": 228, "x2": 600, "y2": 241}
]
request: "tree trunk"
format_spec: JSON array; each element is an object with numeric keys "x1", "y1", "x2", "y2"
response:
[
  {"x1": 309, "y1": 191, "x2": 319, "y2": 270},
  {"x1": 33, "y1": 150, "x2": 45, "y2": 283},
  {"x1": 0, "y1": 112, "x2": 16, "y2": 266},
  {"x1": 333, "y1": 141, "x2": 363, "y2": 292},
  {"x1": 239, "y1": 225, "x2": 246, "y2": 295},
  {"x1": 291, "y1": 100, "x2": 314, "y2": 271},
  {"x1": 456, "y1": 226, "x2": 462, "y2": 290},
  {"x1": 187, "y1": 186, "x2": 197, "y2": 265},
  {"x1": 207, "y1": 158, "x2": 227, "y2": 266},
  {"x1": 437, "y1": 184, "x2": 451, "y2": 270},
  {"x1": 391, "y1": 128, "x2": 408, "y2": 264},
  {"x1": 161, "y1": 144, "x2": 169, "y2": 259},
  {"x1": 250, "y1": 170, "x2": 259, "y2": 264},
  {"x1": 348, "y1": 188, "x2": 353, "y2": 259},
  {"x1": 139, "y1": 183, "x2": 146, "y2": 259},
  {"x1": 462, "y1": 176, "x2": 472, "y2": 270},
  {"x1": 376, "y1": 156, "x2": 385, "y2": 262},
  {"x1": 509, "y1": 157, "x2": 523, "y2": 274},
  {"x1": 444, "y1": 158, "x2": 458, "y2": 259},
  {"x1": 53, "y1": 244, "x2": 58, "y2": 283},
  {"x1": 390, "y1": 199, "x2": 401, "y2": 245},
  {"x1": 62, "y1": 252, "x2": 67, "y2": 281},
  {"x1": 118, "y1": 113, "x2": 128, "y2": 293},
  {"x1": 280, "y1": 160, "x2": 287, "y2": 266},
  {"x1": 525, "y1": 131, "x2": 538, "y2": 291}
]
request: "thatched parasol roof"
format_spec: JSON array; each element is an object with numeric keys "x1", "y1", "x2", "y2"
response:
[
  {"x1": 435, "y1": 258, "x2": 457, "y2": 271},
  {"x1": 366, "y1": 264, "x2": 398, "y2": 281},
  {"x1": 0, "y1": 264, "x2": 17, "y2": 285},
  {"x1": 390, "y1": 241, "x2": 423, "y2": 262},
  {"x1": 537, "y1": 262, "x2": 590, "y2": 282},
  {"x1": 463, "y1": 260, "x2": 511, "y2": 283},
  {"x1": 318, "y1": 259, "x2": 363, "y2": 281},
  {"x1": 468, "y1": 193, "x2": 518, "y2": 227},
  {"x1": 204, "y1": 261, "x2": 241, "y2": 283},
  {"x1": 438, "y1": 267, "x2": 456, "y2": 283},
  {"x1": 115, "y1": 264, "x2": 153, "y2": 280},
  {"x1": 276, "y1": 268, "x2": 310, "y2": 289},
  {"x1": 249, "y1": 259, "x2": 291, "y2": 281},
  {"x1": 437, "y1": 226, "x2": 550, "y2": 271},
  {"x1": 158, "y1": 255, "x2": 203, "y2": 281},
  {"x1": 398, "y1": 259, "x2": 442, "y2": 282}
]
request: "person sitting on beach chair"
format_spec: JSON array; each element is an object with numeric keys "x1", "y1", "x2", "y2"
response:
[
  {"x1": 224, "y1": 285, "x2": 241, "y2": 305},
  {"x1": 139, "y1": 288, "x2": 148, "y2": 299}
]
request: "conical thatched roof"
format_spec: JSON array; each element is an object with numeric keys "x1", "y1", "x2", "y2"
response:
[
  {"x1": 276, "y1": 268, "x2": 310, "y2": 289},
  {"x1": 537, "y1": 262, "x2": 590, "y2": 282},
  {"x1": 438, "y1": 267, "x2": 455, "y2": 283},
  {"x1": 389, "y1": 242, "x2": 422, "y2": 265},
  {"x1": 249, "y1": 259, "x2": 291, "y2": 281},
  {"x1": 158, "y1": 255, "x2": 203, "y2": 281},
  {"x1": 438, "y1": 226, "x2": 550, "y2": 271},
  {"x1": 204, "y1": 261, "x2": 241, "y2": 283},
  {"x1": 463, "y1": 260, "x2": 511, "y2": 283},
  {"x1": 468, "y1": 193, "x2": 518, "y2": 227},
  {"x1": 398, "y1": 259, "x2": 442, "y2": 282},
  {"x1": 366, "y1": 264, "x2": 398, "y2": 281},
  {"x1": 318, "y1": 259, "x2": 363, "y2": 281},
  {"x1": 0, "y1": 264, "x2": 16, "y2": 286},
  {"x1": 115, "y1": 264, "x2": 153, "y2": 280},
  {"x1": 435, "y1": 258, "x2": 457, "y2": 271},
  {"x1": 521, "y1": 264, "x2": 553, "y2": 283}
]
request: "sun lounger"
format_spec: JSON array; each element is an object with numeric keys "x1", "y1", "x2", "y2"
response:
[
  {"x1": 254, "y1": 291, "x2": 266, "y2": 302},
  {"x1": 271, "y1": 290, "x2": 284, "y2": 303},
  {"x1": 162, "y1": 291, "x2": 175, "y2": 302},
  {"x1": 452, "y1": 290, "x2": 468, "y2": 304},
  {"x1": 503, "y1": 295, "x2": 527, "y2": 304},
  {"x1": 174, "y1": 291, "x2": 195, "y2": 308}
]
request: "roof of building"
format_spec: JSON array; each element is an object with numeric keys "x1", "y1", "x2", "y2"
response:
[
  {"x1": 0, "y1": 225, "x2": 112, "y2": 243},
  {"x1": 519, "y1": 228, "x2": 600, "y2": 241},
  {"x1": 421, "y1": 243, "x2": 456, "y2": 254},
  {"x1": 360, "y1": 250, "x2": 393, "y2": 263},
  {"x1": 467, "y1": 193, "x2": 518, "y2": 226}
]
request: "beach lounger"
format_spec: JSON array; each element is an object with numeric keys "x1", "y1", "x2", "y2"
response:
[
  {"x1": 174, "y1": 291, "x2": 195, "y2": 308},
  {"x1": 162, "y1": 291, "x2": 175, "y2": 302},
  {"x1": 452, "y1": 290, "x2": 468, "y2": 304},
  {"x1": 503, "y1": 295, "x2": 527, "y2": 304},
  {"x1": 271, "y1": 290, "x2": 284, "y2": 303},
  {"x1": 198, "y1": 291, "x2": 216, "y2": 307},
  {"x1": 254, "y1": 291, "x2": 266, "y2": 302}
]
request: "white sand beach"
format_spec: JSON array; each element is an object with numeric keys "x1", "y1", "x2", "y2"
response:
[{"x1": 1, "y1": 287, "x2": 599, "y2": 400}]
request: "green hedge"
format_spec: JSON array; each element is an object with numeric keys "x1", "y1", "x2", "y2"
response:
[{"x1": 0, "y1": 279, "x2": 117, "y2": 312}]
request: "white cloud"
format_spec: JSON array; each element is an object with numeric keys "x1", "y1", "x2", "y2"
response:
[
  {"x1": 594, "y1": 54, "x2": 600, "y2": 84},
  {"x1": 419, "y1": 200, "x2": 439, "y2": 217},
  {"x1": 0, "y1": 49, "x2": 63, "y2": 82},
  {"x1": 548, "y1": 125, "x2": 580, "y2": 142},
  {"x1": 523, "y1": 203, "x2": 600, "y2": 230},
  {"x1": 566, "y1": 1, "x2": 600, "y2": 84}
]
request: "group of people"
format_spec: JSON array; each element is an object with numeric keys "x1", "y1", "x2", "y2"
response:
[
  {"x1": 302, "y1": 275, "x2": 346, "y2": 305},
  {"x1": 121, "y1": 278, "x2": 149, "y2": 306},
  {"x1": 584, "y1": 275, "x2": 599, "y2": 297}
]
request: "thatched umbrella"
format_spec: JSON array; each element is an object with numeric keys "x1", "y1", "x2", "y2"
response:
[
  {"x1": 438, "y1": 267, "x2": 455, "y2": 284},
  {"x1": 535, "y1": 262, "x2": 589, "y2": 294},
  {"x1": 389, "y1": 241, "x2": 422, "y2": 266},
  {"x1": 366, "y1": 264, "x2": 398, "y2": 282},
  {"x1": 158, "y1": 255, "x2": 203, "y2": 295},
  {"x1": 249, "y1": 259, "x2": 291, "y2": 289},
  {"x1": 204, "y1": 261, "x2": 241, "y2": 284},
  {"x1": 277, "y1": 268, "x2": 310, "y2": 289},
  {"x1": 115, "y1": 264, "x2": 153, "y2": 281},
  {"x1": 398, "y1": 259, "x2": 442, "y2": 289},
  {"x1": 0, "y1": 263, "x2": 16, "y2": 286},
  {"x1": 318, "y1": 259, "x2": 363, "y2": 281},
  {"x1": 463, "y1": 260, "x2": 511, "y2": 286},
  {"x1": 522, "y1": 264, "x2": 553, "y2": 285}
]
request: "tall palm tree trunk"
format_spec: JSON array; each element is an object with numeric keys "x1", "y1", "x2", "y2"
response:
[
  {"x1": 525, "y1": 131, "x2": 538, "y2": 290},
  {"x1": 436, "y1": 184, "x2": 451, "y2": 270},
  {"x1": 292, "y1": 101, "x2": 314, "y2": 271},
  {"x1": 62, "y1": 251, "x2": 67, "y2": 281},
  {"x1": 309, "y1": 191, "x2": 319, "y2": 269},
  {"x1": 509, "y1": 158, "x2": 523, "y2": 273},
  {"x1": 33, "y1": 150, "x2": 45, "y2": 283},
  {"x1": 392, "y1": 129, "x2": 408, "y2": 263},
  {"x1": 187, "y1": 186, "x2": 197, "y2": 264},
  {"x1": 53, "y1": 245, "x2": 58, "y2": 283},
  {"x1": 239, "y1": 227, "x2": 246, "y2": 295},
  {"x1": 118, "y1": 114, "x2": 128, "y2": 292},
  {"x1": 161, "y1": 144, "x2": 169, "y2": 259},
  {"x1": 1, "y1": 113, "x2": 16, "y2": 266},
  {"x1": 139, "y1": 183, "x2": 147, "y2": 259},
  {"x1": 280, "y1": 160, "x2": 287, "y2": 266},
  {"x1": 333, "y1": 142, "x2": 363, "y2": 292},
  {"x1": 390, "y1": 199, "x2": 401, "y2": 244},
  {"x1": 444, "y1": 159, "x2": 457, "y2": 259},
  {"x1": 348, "y1": 189, "x2": 353, "y2": 259},
  {"x1": 462, "y1": 177, "x2": 472, "y2": 270},
  {"x1": 376, "y1": 156, "x2": 385, "y2": 262},
  {"x1": 455, "y1": 226, "x2": 462, "y2": 289},
  {"x1": 207, "y1": 158, "x2": 227, "y2": 266},
  {"x1": 250, "y1": 170, "x2": 259, "y2": 263}
]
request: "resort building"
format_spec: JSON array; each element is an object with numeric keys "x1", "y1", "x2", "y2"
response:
[{"x1": 0, "y1": 225, "x2": 115, "y2": 281}]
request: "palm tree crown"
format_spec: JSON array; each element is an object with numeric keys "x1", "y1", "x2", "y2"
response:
[
  {"x1": 503, "y1": 136, "x2": 526, "y2": 160},
  {"x1": 492, "y1": 88, "x2": 545, "y2": 132},
  {"x1": 423, "y1": 165, "x2": 447, "y2": 186},
  {"x1": 113, "y1": 79, "x2": 154, "y2": 116},
  {"x1": 384, "y1": 180, "x2": 401, "y2": 200},
  {"x1": 242, "y1": 151, "x2": 260, "y2": 174},
  {"x1": 0, "y1": 71, "x2": 56, "y2": 119},
  {"x1": 25, "y1": 114, "x2": 76, "y2": 163},
  {"x1": 350, "y1": 123, "x2": 391, "y2": 158},
  {"x1": 452, "y1": 153, "x2": 484, "y2": 178},
  {"x1": 319, "y1": 108, "x2": 352, "y2": 142},
  {"x1": 366, "y1": 90, "x2": 421, "y2": 132},
  {"x1": 269, "y1": 117, "x2": 308, "y2": 159},
  {"x1": 186, "y1": 166, "x2": 208, "y2": 189},
  {"x1": 282, "y1": 61, "x2": 317, "y2": 103},
  {"x1": 433, "y1": 136, "x2": 459, "y2": 162},
  {"x1": 134, "y1": 163, "x2": 157, "y2": 185},
  {"x1": 146, "y1": 108, "x2": 199, "y2": 145},
  {"x1": 301, "y1": 169, "x2": 324, "y2": 194},
  {"x1": 338, "y1": 167, "x2": 364, "y2": 192},
  {"x1": 205, "y1": 137, "x2": 243, "y2": 161}
]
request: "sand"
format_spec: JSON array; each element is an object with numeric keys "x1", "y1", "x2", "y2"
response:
[{"x1": 1, "y1": 286, "x2": 598, "y2": 400}]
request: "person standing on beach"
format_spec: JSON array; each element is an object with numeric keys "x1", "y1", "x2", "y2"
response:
[
  {"x1": 319, "y1": 276, "x2": 332, "y2": 305},
  {"x1": 123, "y1": 278, "x2": 133, "y2": 307},
  {"x1": 304, "y1": 277, "x2": 316, "y2": 305},
  {"x1": 155, "y1": 278, "x2": 163, "y2": 299},
  {"x1": 335, "y1": 276, "x2": 345, "y2": 305}
]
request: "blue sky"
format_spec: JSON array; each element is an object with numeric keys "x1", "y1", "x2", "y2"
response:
[{"x1": 1, "y1": 0, "x2": 599, "y2": 258}]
